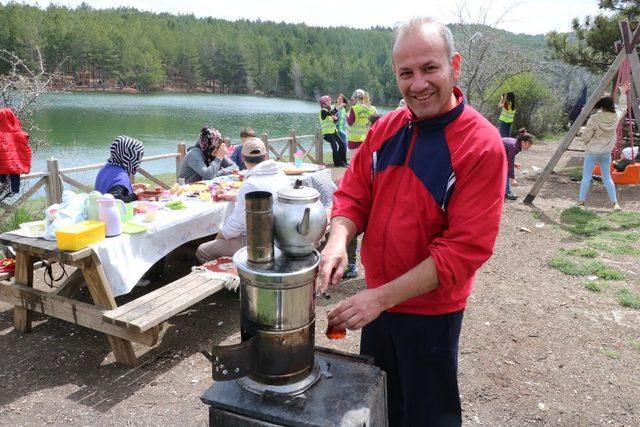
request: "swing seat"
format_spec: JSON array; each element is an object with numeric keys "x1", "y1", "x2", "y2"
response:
[{"x1": 592, "y1": 163, "x2": 640, "y2": 185}]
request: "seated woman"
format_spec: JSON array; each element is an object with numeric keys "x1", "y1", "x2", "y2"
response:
[
  {"x1": 94, "y1": 136, "x2": 144, "y2": 202},
  {"x1": 179, "y1": 126, "x2": 237, "y2": 184}
]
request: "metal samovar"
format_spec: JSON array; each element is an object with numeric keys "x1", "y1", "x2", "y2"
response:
[{"x1": 203, "y1": 184, "x2": 326, "y2": 396}]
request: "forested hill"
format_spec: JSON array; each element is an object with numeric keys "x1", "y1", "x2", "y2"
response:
[{"x1": 0, "y1": 3, "x2": 556, "y2": 104}]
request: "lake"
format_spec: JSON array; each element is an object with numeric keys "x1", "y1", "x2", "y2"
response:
[{"x1": 31, "y1": 92, "x2": 369, "y2": 181}]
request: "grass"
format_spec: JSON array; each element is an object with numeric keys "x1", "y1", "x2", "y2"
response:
[
  {"x1": 563, "y1": 167, "x2": 583, "y2": 181},
  {"x1": 617, "y1": 288, "x2": 640, "y2": 309},
  {"x1": 604, "y1": 231, "x2": 640, "y2": 243},
  {"x1": 549, "y1": 256, "x2": 584, "y2": 276},
  {"x1": 0, "y1": 206, "x2": 44, "y2": 234},
  {"x1": 548, "y1": 256, "x2": 624, "y2": 280},
  {"x1": 584, "y1": 281, "x2": 603, "y2": 292},
  {"x1": 601, "y1": 348, "x2": 621, "y2": 359},
  {"x1": 560, "y1": 247, "x2": 598, "y2": 258},
  {"x1": 560, "y1": 207, "x2": 611, "y2": 237},
  {"x1": 631, "y1": 341, "x2": 640, "y2": 353},
  {"x1": 608, "y1": 211, "x2": 640, "y2": 228}
]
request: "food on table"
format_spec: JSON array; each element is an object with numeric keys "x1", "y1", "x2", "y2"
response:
[
  {"x1": 132, "y1": 201, "x2": 159, "y2": 215},
  {"x1": 165, "y1": 200, "x2": 187, "y2": 210},
  {"x1": 143, "y1": 210, "x2": 157, "y2": 222},
  {"x1": 170, "y1": 183, "x2": 181, "y2": 194}
]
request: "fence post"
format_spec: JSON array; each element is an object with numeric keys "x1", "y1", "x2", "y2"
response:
[
  {"x1": 176, "y1": 141, "x2": 186, "y2": 180},
  {"x1": 315, "y1": 128, "x2": 324, "y2": 165},
  {"x1": 45, "y1": 157, "x2": 63, "y2": 205},
  {"x1": 261, "y1": 133, "x2": 270, "y2": 159},
  {"x1": 289, "y1": 129, "x2": 296, "y2": 162}
]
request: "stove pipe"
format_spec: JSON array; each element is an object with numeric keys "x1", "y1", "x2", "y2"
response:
[{"x1": 244, "y1": 191, "x2": 274, "y2": 264}]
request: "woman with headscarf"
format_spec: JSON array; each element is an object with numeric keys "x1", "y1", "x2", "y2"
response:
[
  {"x1": 179, "y1": 126, "x2": 237, "y2": 184},
  {"x1": 94, "y1": 135, "x2": 144, "y2": 202}
]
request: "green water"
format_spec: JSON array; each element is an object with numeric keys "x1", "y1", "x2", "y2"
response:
[{"x1": 31, "y1": 92, "x2": 331, "y2": 178}]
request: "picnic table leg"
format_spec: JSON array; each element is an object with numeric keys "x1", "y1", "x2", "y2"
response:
[
  {"x1": 82, "y1": 254, "x2": 138, "y2": 366},
  {"x1": 14, "y1": 252, "x2": 35, "y2": 332}
]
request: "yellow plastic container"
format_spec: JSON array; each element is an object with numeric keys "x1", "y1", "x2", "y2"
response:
[{"x1": 55, "y1": 220, "x2": 106, "y2": 251}]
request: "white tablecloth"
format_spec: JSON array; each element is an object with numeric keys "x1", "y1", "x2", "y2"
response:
[{"x1": 89, "y1": 199, "x2": 233, "y2": 297}]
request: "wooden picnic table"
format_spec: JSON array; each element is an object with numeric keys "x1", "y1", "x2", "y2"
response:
[{"x1": 0, "y1": 232, "x2": 227, "y2": 366}]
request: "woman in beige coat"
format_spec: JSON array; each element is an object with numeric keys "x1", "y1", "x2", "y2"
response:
[{"x1": 578, "y1": 83, "x2": 630, "y2": 210}]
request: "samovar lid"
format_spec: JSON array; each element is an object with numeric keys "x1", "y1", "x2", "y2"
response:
[{"x1": 277, "y1": 179, "x2": 319, "y2": 203}]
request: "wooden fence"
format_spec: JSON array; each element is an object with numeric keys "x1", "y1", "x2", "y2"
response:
[{"x1": 0, "y1": 129, "x2": 324, "y2": 219}]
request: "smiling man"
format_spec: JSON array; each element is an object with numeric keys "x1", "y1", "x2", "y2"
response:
[{"x1": 317, "y1": 17, "x2": 506, "y2": 426}]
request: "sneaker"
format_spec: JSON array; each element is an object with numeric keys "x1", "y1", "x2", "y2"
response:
[
  {"x1": 612, "y1": 202, "x2": 622, "y2": 211},
  {"x1": 577, "y1": 201, "x2": 585, "y2": 208},
  {"x1": 505, "y1": 192, "x2": 518, "y2": 201},
  {"x1": 342, "y1": 264, "x2": 359, "y2": 279}
]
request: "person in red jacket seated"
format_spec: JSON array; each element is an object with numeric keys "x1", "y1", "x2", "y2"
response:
[
  {"x1": 317, "y1": 17, "x2": 506, "y2": 426},
  {"x1": 0, "y1": 108, "x2": 31, "y2": 197}
]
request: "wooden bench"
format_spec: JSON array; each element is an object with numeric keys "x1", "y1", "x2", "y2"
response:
[{"x1": 102, "y1": 272, "x2": 227, "y2": 333}]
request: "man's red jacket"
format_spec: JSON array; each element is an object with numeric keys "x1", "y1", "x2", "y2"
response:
[
  {"x1": 332, "y1": 88, "x2": 506, "y2": 315},
  {"x1": 0, "y1": 108, "x2": 31, "y2": 175}
]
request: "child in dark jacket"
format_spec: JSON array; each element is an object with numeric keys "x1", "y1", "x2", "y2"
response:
[{"x1": 502, "y1": 128, "x2": 534, "y2": 200}]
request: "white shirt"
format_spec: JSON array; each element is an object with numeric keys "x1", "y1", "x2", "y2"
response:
[
  {"x1": 222, "y1": 160, "x2": 290, "y2": 239},
  {"x1": 621, "y1": 146, "x2": 639, "y2": 160}
]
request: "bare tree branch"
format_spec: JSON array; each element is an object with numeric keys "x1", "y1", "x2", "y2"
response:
[{"x1": 0, "y1": 47, "x2": 64, "y2": 153}]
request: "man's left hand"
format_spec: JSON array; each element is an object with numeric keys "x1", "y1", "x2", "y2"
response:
[{"x1": 327, "y1": 288, "x2": 386, "y2": 331}]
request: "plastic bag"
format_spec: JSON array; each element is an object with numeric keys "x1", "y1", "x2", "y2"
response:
[{"x1": 44, "y1": 190, "x2": 88, "y2": 241}]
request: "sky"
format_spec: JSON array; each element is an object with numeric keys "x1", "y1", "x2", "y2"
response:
[{"x1": 1, "y1": 0, "x2": 605, "y2": 35}]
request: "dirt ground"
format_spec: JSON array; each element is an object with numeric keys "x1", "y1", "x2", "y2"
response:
[{"x1": 1, "y1": 138, "x2": 639, "y2": 426}]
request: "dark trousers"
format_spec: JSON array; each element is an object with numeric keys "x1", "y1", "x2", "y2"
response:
[
  {"x1": 361, "y1": 310, "x2": 464, "y2": 427},
  {"x1": 499, "y1": 120, "x2": 511, "y2": 138},
  {"x1": 346, "y1": 237, "x2": 358, "y2": 265},
  {"x1": 323, "y1": 132, "x2": 348, "y2": 167}
]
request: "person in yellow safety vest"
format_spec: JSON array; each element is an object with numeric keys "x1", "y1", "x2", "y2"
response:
[
  {"x1": 497, "y1": 91, "x2": 516, "y2": 137},
  {"x1": 363, "y1": 91, "x2": 377, "y2": 115},
  {"x1": 319, "y1": 95, "x2": 348, "y2": 167},
  {"x1": 347, "y1": 89, "x2": 374, "y2": 155}
]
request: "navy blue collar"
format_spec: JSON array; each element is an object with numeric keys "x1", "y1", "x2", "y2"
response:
[{"x1": 409, "y1": 87, "x2": 465, "y2": 130}]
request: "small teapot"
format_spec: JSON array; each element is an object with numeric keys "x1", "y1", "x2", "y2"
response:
[
  {"x1": 273, "y1": 179, "x2": 327, "y2": 257},
  {"x1": 98, "y1": 194, "x2": 126, "y2": 237},
  {"x1": 83, "y1": 191, "x2": 102, "y2": 221}
]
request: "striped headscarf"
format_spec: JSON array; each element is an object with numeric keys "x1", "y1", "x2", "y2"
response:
[
  {"x1": 107, "y1": 136, "x2": 144, "y2": 175},
  {"x1": 198, "y1": 126, "x2": 222, "y2": 165}
]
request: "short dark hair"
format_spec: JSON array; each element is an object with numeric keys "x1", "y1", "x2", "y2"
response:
[
  {"x1": 240, "y1": 128, "x2": 255, "y2": 139},
  {"x1": 594, "y1": 96, "x2": 615, "y2": 113},
  {"x1": 516, "y1": 127, "x2": 533, "y2": 143},
  {"x1": 243, "y1": 154, "x2": 266, "y2": 165}
]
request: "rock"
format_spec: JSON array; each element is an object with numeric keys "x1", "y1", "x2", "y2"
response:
[
  {"x1": 519, "y1": 227, "x2": 532, "y2": 233},
  {"x1": 538, "y1": 402, "x2": 546, "y2": 410}
]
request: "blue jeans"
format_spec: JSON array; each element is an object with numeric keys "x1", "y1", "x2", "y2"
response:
[
  {"x1": 506, "y1": 176, "x2": 511, "y2": 195},
  {"x1": 579, "y1": 152, "x2": 618, "y2": 203},
  {"x1": 499, "y1": 120, "x2": 511, "y2": 138}
]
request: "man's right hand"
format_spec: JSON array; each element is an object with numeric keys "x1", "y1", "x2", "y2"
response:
[{"x1": 316, "y1": 238, "x2": 348, "y2": 293}]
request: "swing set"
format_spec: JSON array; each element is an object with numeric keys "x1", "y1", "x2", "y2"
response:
[
  {"x1": 525, "y1": 18, "x2": 640, "y2": 204},
  {"x1": 593, "y1": 56, "x2": 640, "y2": 185}
]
